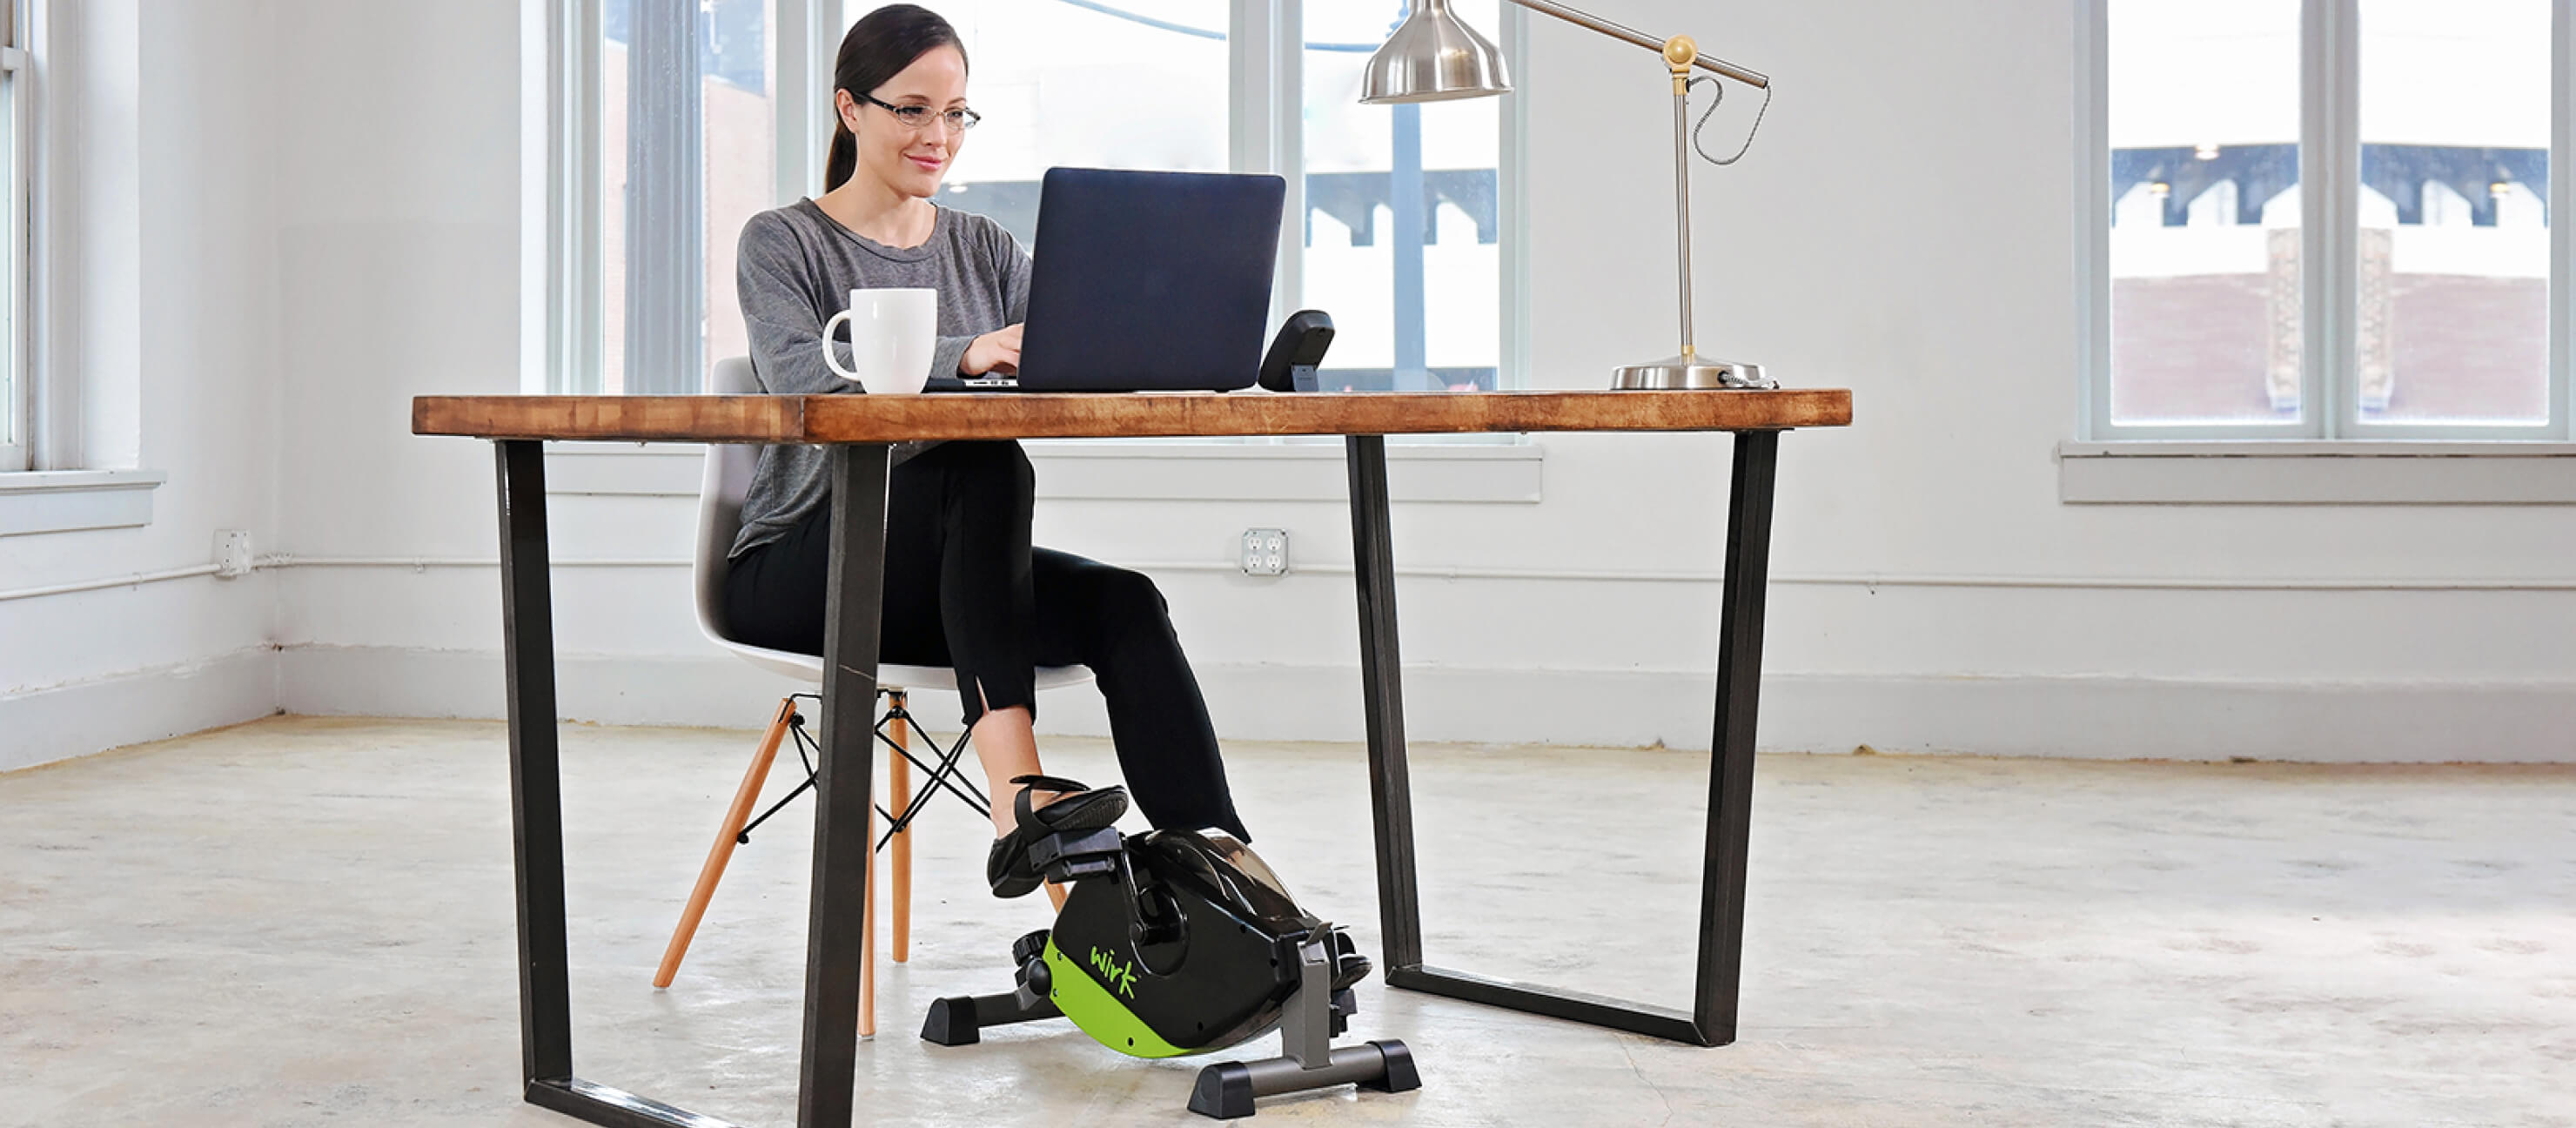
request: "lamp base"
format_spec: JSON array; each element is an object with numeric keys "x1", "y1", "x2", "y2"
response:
[{"x1": 1612, "y1": 355, "x2": 1774, "y2": 391}]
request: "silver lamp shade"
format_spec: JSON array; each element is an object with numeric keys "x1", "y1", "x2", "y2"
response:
[{"x1": 1359, "y1": 0, "x2": 1513, "y2": 104}]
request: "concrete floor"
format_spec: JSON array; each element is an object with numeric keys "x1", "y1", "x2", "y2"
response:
[{"x1": 3, "y1": 716, "x2": 2573, "y2": 1127}]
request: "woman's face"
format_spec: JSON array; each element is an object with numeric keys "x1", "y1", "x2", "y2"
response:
[{"x1": 840, "y1": 44, "x2": 969, "y2": 199}]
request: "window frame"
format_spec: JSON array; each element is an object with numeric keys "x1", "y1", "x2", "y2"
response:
[
  {"x1": 2080, "y1": 0, "x2": 2576, "y2": 442},
  {"x1": 540, "y1": 0, "x2": 1530, "y2": 396},
  {"x1": 2, "y1": 35, "x2": 30, "y2": 472}
]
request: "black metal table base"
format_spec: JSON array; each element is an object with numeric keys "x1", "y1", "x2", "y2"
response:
[
  {"x1": 525, "y1": 1078, "x2": 745, "y2": 1128},
  {"x1": 1345, "y1": 431, "x2": 1781, "y2": 1048},
  {"x1": 486, "y1": 430, "x2": 1785, "y2": 1128},
  {"x1": 493, "y1": 441, "x2": 893, "y2": 1128}
]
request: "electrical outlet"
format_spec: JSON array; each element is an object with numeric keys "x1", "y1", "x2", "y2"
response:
[
  {"x1": 1239, "y1": 528, "x2": 1288, "y2": 576},
  {"x1": 214, "y1": 530, "x2": 254, "y2": 579}
]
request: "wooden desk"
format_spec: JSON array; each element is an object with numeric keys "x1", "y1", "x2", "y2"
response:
[{"x1": 413, "y1": 389, "x2": 1855, "y2": 1128}]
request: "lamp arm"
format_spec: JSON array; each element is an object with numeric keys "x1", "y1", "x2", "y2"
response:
[{"x1": 1504, "y1": 0, "x2": 1769, "y2": 89}]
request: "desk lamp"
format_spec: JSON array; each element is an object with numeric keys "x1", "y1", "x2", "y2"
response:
[{"x1": 1361, "y1": 0, "x2": 1775, "y2": 390}]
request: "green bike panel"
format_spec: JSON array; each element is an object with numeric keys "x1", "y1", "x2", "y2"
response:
[{"x1": 1043, "y1": 939, "x2": 1196, "y2": 1059}]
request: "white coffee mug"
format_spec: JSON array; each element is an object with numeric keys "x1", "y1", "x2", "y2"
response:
[{"x1": 821, "y1": 287, "x2": 937, "y2": 394}]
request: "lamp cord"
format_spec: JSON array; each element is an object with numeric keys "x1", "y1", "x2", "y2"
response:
[{"x1": 1687, "y1": 76, "x2": 1773, "y2": 166}]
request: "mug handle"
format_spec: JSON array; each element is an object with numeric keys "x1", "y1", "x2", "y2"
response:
[{"x1": 820, "y1": 310, "x2": 860, "y2": 380}]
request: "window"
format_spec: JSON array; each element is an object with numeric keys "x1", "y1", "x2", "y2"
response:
[
  {"x1": 2, "y1": 2, "x2": 27, "y2": 472},
  {"x1": 593, "y1": 0, "x2": 778, "y2": 393},
  {"x1": 1302, "y1": 0, "x2": 1504, "y2": 392},
  {"x1": 553, "y1": 0, "x2": 1522, "y2": 394},
  {"x1": 2086, "y1": 0, "x2": 2572, "y2": 440}
]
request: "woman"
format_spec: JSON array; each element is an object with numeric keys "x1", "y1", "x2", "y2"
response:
[{"x1": 725, "y1": 3, "x2": 1250, "y2": 897}]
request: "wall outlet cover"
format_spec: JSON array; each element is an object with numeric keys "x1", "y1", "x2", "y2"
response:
[
  {"x1": 1240, "y1": 528, "x2": 1288, "y2": 576},
  {"x1": 214, "y1": 530, "x2": 254, "y2": 578}
]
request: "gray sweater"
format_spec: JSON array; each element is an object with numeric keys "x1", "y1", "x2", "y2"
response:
[{"x1": 731, "y1": 198, "x2": 1032, "y2": 557}]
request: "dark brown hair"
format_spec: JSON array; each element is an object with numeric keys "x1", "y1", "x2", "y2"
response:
[{"x1": 825, "y1": 5, "x2": 969, "y2": 191}]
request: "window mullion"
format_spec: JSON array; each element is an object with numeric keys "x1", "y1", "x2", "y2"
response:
[
  {"x1": 3, "y1": 50, "x2": 26, "y2": 471},
  {"x1": 2303, "y1": 0, "x2": 2354, "y2": 439},
  {"x1": 1499, "y1": 1, "x2": 1528, "y2": 391},
  {"x1": 1238, "y1": 0, "x2": 1303, "y2": 436},
  {"x1": 2554, "y1": 0, "x2": 2573, "y2": 438},
  {"x1": 2328, "y1": 0, "x2": 2358, "y2": 438},
  {"x1": 1229, "y1": 0, "x2": 1270, "y2": 331},
  {"x1": 776, "y1": 0, "x2": 836, "y2": 205},
  {"x1": 1232, "y1": 0, "x2": 1303, "y2": 339},
  {"x1": 2080, "y1": 0, "x2": 2111, "y2": 440},
  {"x1": 550, "y1": 0, "x2": 605, "y2": 395},
  {"x1": 624, "y1": 0, "x2": 706, "y2": 394},
  {"x1": 1278, "y1": 0, "x2": 1303, "y2": 346}
]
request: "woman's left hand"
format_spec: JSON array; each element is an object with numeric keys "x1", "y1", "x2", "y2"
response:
[{"x1": 963, "y1": 324, "x2": 1024, "y2": 376}]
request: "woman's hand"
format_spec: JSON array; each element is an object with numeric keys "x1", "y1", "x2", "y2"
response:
[{"x1": 962, "y1": 324, "x2": 1024, "y2": 376}]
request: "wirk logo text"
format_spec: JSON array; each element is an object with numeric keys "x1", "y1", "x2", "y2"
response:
[{"x1": 1089, "y1": 946, "x2": 1138, "y2": 998}]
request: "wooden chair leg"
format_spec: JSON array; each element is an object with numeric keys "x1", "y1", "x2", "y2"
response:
[
  {"x1": 655, "y1": 696, "x2": 796, "y2": 989},
  {"x1": 862, "y1": 773, "x2": 879, "y2": 1038},
  {"x1": 889, "y1": 692, "x2": 912, "y2": 965}
]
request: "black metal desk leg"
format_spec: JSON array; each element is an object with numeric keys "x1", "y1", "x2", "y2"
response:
[
  {"x1": 1347, "y1": 428, "x2": 1784, "y2": 1049},
  {"x1": 1344, "y1": 435, "x2": 1426, "y2": 971},
  {"x1": 497, "y1": 440, "x2": 574, "y2": 1087},
  {"x1": 1696, "y1": 428, "x2": 1780, "y2": 1047},
  {"x1": 498, "y1": 442, "x2": 744, "y2": 1128},
  {"x1": 798, "y1": 445, "x2": 892, "y2": 1128}
]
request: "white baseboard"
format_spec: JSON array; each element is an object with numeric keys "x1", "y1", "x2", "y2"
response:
[
  {"x1": 275, "y1": 644, "x2": 815, "y2": 727},
  {"x1": 267, "y1": 645, "x2": 2576, "y2": 763},
  {"x1": 1755, "y1": 674, "x2": 2576, "y2": 763},
  {"x1": 0, "y1": 647, "x2": 280, "y2": 774}
]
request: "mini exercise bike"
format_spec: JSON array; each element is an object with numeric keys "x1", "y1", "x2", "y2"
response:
[{"x1": 919, "y1": 820, "x2": 1419, "y2": 1119}]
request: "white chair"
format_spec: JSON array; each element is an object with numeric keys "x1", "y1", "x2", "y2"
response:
[{"x1": 655, "y1": 355, "x2": 1093, "y2": 1037}]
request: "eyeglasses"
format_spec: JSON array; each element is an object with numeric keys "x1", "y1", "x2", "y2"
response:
[{"x1": 858, "y1": 93, "x2": 981, "y2": 133}]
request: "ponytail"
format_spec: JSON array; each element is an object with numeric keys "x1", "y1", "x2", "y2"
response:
[{"x1": 825, "y1": 118, "x2": 858, "y2": 191}]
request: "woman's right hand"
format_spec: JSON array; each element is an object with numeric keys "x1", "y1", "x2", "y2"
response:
[{"x1": 962, "y1": 324, "x2": 1024, "y2": 376}]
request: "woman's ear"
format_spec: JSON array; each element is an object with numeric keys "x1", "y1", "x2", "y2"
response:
[{"x1": 834, "y1": 90, "x2": 862, "y2": 134}]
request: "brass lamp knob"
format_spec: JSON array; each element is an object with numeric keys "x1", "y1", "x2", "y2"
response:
[{"x1": 1662, "y1": 35, "x2": 1698, "y2": 70}]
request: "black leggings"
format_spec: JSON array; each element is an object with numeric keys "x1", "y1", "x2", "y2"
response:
[{"x1": 723, "y1": 440, "x2": 1248, "y2": 841}]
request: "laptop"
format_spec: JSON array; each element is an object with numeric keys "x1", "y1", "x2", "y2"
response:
[{"x1": 928, "y1": 167, "x2": 1285, "y2": 393}]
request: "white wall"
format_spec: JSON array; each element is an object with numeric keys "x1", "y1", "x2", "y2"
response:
[
  {"x1": 10, "y1": 0, "x2": 2574, "y2": 771},
  {"x1": 0, "y1": 0, "x2": 285, "y2": 771},
  {"x1": 266, "y1": 0, "x2": 525, "y2": 703}
]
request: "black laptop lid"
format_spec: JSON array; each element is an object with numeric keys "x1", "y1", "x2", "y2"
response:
[{"x1": 1016, "y1": 168, "x2": 1285, "y2": 393}]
